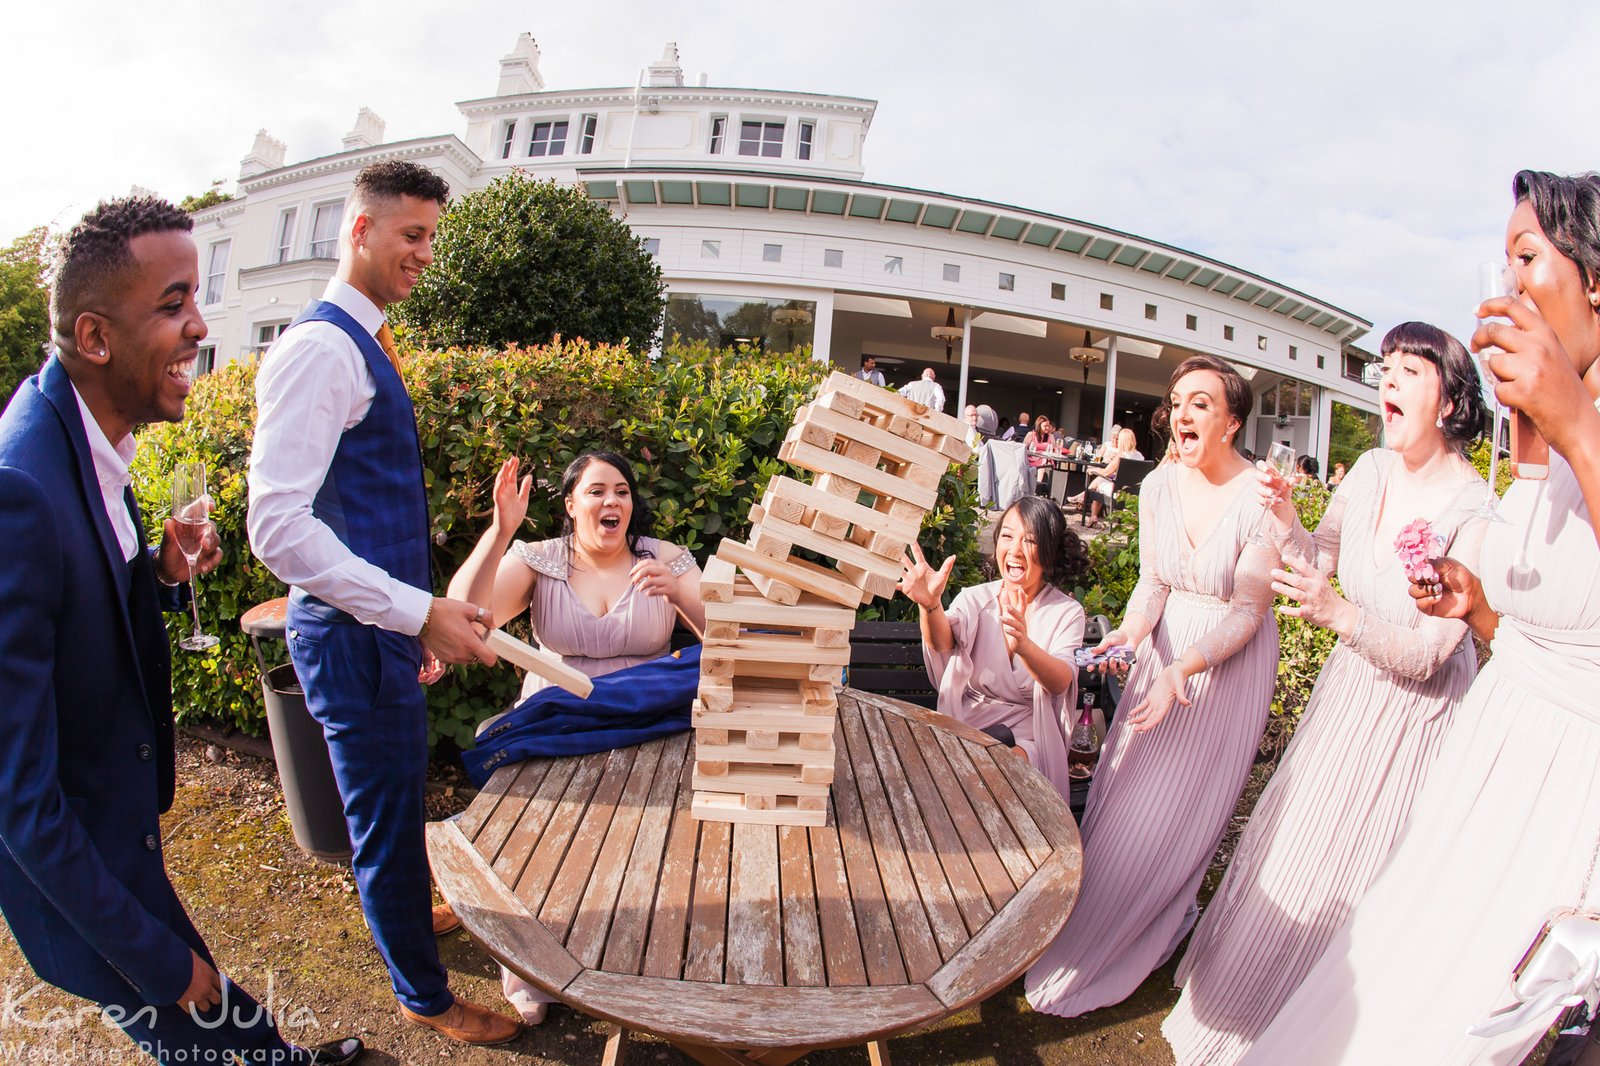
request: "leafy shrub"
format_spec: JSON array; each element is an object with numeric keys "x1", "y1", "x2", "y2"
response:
[{"x1": 133, "y1": 340, "x2": 983, "y2": 750}]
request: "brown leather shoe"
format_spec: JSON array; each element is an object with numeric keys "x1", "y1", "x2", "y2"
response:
[
  {"x1": 400, "y1": 996, "x2": 522, "y2": 1046},
  {"x1": 431, "y1": 902, "x2": 461, "y2": 936}
]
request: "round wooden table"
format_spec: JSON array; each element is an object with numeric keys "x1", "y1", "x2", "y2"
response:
[{"x1": 428, "y1": 688, "x2": 1081, "y2": 1064}]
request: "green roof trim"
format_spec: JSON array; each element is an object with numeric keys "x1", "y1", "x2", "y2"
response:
[
  {"x1": 1022, "y1": 224, "x2": 1062, "y2": 247},
  {"x1": 659, "y1": 181, "x2": 694, "y2": 204},
  {"x1": 920, "y1": 204, "x2": 958, "y2": 229},
  {"x1": 1166, "y1": 261, "x2": 1198, "y2": 281},
  {"x1": 990, "y1": 217, "x2": 1026, "y2": 241},
  {"x1": 1112, "y1": 246, "x2": 1145, "y2": 267},
  {"x1": 623, "y1": 181, "x2": 657, "y2": 204},
  {"x1": 885, "y1": 199, "x2": 921, "y2": 223},
  {"x1": 1085, "y1": 238, "x2": 1120, "y2": 261},
  {"x1": 810, "y1": 189, "x2": 846, "y2": 214},
  {"x1": 1254, "y1": 292, "x2": 1283, "y2": 310},
  {"x1": 1056, "y1": 231, "x2": 1090, "y2": 254},
  {"x1": 773, "y1": 187, "x2": 809, "y2": 211},
  {"x1": 1140, "y1": 253, "x2": 1174, "y2": 274},
  {"x1": 736, "y1": 184, "x2": 770, "y2": 208},
  {"x1": 1191, "y1": 267, "x2": 1221, "y2": 287},
  {"x1": 1275, "y1": 298, "x2": 1303, "y2": 316},
  {"x1": 848, "y1": 194, "x2": 886, "y2": 219},
  {"x1": 1233, "y1": 283, "x2": 1265, "y2": 302},
  {"x1": 955, "y1": 210, "x2": 994, "y2": 234},
  {"x1": 1212, "y1": 277, "x2": 1243, "y2": 296},
  {"x1": 1292, "y1": 305, "x2": 1318, "y2": 321},
  {"x1": 1309, "y1": 311, "x2": 1336, "y2": 328},
  {"x1": 585, "y1": 180, "x2": 618, "y2": 200},
  {"x1": 696, "y1": 182, "x2": 731, "y2": 206}
]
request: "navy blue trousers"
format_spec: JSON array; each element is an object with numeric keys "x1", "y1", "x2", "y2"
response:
[{"x1": 289, "y1": 621, "x2": 451, "y2": 1017}]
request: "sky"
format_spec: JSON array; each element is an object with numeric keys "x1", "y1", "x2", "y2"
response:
[{"x1": 5, "y1": 0, "x2": 1597, "y2": 349}]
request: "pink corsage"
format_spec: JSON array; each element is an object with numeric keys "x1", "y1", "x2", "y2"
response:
[{"x1": 1394, "y1": 519, "x2": 1445, "y2": 583}]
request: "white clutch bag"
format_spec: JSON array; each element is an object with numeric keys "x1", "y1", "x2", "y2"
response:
[{"x1": 1469, "y1": 911, "x2": 1600, "y2": 1038}]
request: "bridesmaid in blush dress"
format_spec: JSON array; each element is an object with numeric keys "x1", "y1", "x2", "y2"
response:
[
  {"x1": 1241, "y1": 169, "x2": 1600, "y2": 1066},
  {"x1": 901, "y1": 495, "x2": 1088, "y2": 797},
  {"x1": 447, "y1": 450, "x2": 703, "y2": 1025},
  {"x1": 1163, "y1": 322, "x2": 1490, "y2": 1066},
  {"x1": 1026, "y1": 354, "x2": 1279, "y2": 1017}
]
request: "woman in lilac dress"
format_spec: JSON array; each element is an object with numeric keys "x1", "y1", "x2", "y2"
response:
[
  {"x1": 448, "y1": 450, "x2": 703, "y2": 1023},
  {"x1": 1164, "y1": 322, "x2": 1490, "y2": 1065},
  {"x1": 900, "y1": 495, "x2": 1088, "y2": 796},
  {"x1": 1026, "y1": 354, "x2": 1279, "y2": 1017}
]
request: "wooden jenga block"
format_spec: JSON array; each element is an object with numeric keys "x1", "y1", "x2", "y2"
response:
[
  {"x1": 696, "y1": 760, "x2": 729, "y2": 777},
  {"x1": 798, "y1": 731, "x2": 834, "y2": 751},
  {"x1": 818, "y1": 372, "x2": 971, "y2": 441},
  {"x1": 813, "y1": 627, "x2": 849, "y2": 648},
  {"x1": 692, "y1": 764, "x2": 829, "y2": 797},
  {"x1": 693, "y1": 701, "x2": 834, "y2": 736},
  {"x1": 703, "y1": 656, "x2": 841, "y2": 683},
  {"x1": 745, "y1": 570, "x2": 801, "y2": 605},
  {"x1": 748, "y1": 511, "x2": 904, "y2": 583},
  {"x1": 838, "y1": 563, "x2": 899, "y2": 601},
  {"x1": 761, "y1": 490, "x2": 806, "y2": 523},
  {"x1": 895, "y1": 461, "x2": 944, "y2": 491},
  {"x1": 846, "y1": 525, "x2": 873, "y2": 549},
  {"x1": 812, "y1": 388, "x2": 865, "y2": 419},
  {"x1": 765, "y1": 476, "x2": 919, "y2": 544},
  {"x1": 702, "y1": 579, "x2": 856, "y2": 631},
  {"x1": 867, "y1": 531, "x2": 910, "y2": 559},
  {"x1": 745, "y1": 793, "x2": 776, "y2": 811},
  {"x1": 881, "y1": 497, "x2": 925, "y2": 523},
  {"x1": 802, "y1": 400, "x2": 951, "y2": 474},
  {"x1": 745, "y1": 730, "x2": 779, "y2": 750},
  {"x1": 695, "y1": 733, "x2": 834, "y2": 768},
  {"x1": 803, "y1": 506, "x2": 850, "y2": 539},
  {"x1": 780, "y1": 440, "x2": 938, "y2": 510},
  {"x1": 800, "y1": 765, "x2": 835, "y2": 785},
  {"x1": 704, "y1": 620, "x2": 741, "y2": 642},
  {"x1": 816, "y1": 472, "x2": 860, "y2": 499},
  {"x1": 698, "y1": 727, "x2": 730, "y2": 747},
  {"x1": 785, "y1": 418, "x2": 836, "y2": 451},
  {"x1": 840, "y1": 439, "x2": 880, "y2": 466},
  {"x1": 717, "y1": 539, "x2": 865, "y2": 608},
  {"x1": 699, "y1": 555, "x2": 737, "y2": 603},
  {"x1": 691, "y1": 793, "x2": 828, "y2": 827},
  {"x1": 748, "y1": 524, "x2": 792, "y2": 559},
  {"x1": 701, "y1": 631, "x2": 851, "y2": 667},
  {"x1": 698, "y1": 676, "x2": 733, "y2": 712},
  {"x1": 797, "y1": 795, "x2": 827, "y2": 812}
]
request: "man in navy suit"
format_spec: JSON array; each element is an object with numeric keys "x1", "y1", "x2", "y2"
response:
[{"x1": 0, "y1": 197, "x2": 361, "y2": 1064}]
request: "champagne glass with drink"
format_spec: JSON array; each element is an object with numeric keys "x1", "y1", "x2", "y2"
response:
[{"x1": 171, "y1": 462, "x2": 219, "y2": 651}]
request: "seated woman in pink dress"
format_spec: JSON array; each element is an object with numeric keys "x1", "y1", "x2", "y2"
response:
[
  {"x1": 899, "y1": 495, "x2": 1088, "y2": 797},
  {"x1": 1023, "y1": 416, "x2": 1059, "y2": 493},
  {"x1": 447, "y1": 450, "x2": 705, "y2": 1024}
]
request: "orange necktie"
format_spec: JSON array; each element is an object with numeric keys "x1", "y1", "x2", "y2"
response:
[{"x1": 375, "y1": 323, "x2": 403, "y2": 376}]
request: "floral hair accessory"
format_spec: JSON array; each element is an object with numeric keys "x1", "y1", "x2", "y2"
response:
[{"x1": 1394, "y1": 518, "x2": 1445, "y2": 583}]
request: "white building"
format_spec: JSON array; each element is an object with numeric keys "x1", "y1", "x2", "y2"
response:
[{"x1": 190, "y1": 35, "x2": 1376, "y2": 461}]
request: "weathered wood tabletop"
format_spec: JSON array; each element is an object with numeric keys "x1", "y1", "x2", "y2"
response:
[{"x1": 428, "y1": 688, "x2": 1082, "y2": 1065}]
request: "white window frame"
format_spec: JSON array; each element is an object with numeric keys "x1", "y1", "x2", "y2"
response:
[
  {"x1": 309, "y1": 200, "x2": 344, "y2": 259},
  {"x1": 273, "y1": 207, "x2": 298, "y2": 264},
  {"x1": 738, "y1": 120, "x2": 784, "y2": 158},
  {"x1": 499, "y1": 119, "x2": 518, "y2": 160},
  {"x1": 578, "y1": 114, "x2": 598, "y2": 154},
  {"x1": 528, "y1": 119, "x2": 569, "y2": 157},
  {"x1": 204, "y1": 240, "x2": 230, "y2": 306},
  {"x1": 708, "y1": 115, "x2": 727, "y2": 155},
  {"x1": 255, "y1": 321, "x2": 290, "y2": 347},
  {"x1": 797, "y1": 120, "x2": 815, "y2": 161},
  {"x1": 196, "y1": 345, "x2": 216, "y2": 377}
]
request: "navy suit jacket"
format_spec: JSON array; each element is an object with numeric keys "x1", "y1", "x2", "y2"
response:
[{"x1": 0, "y1": 357, "x2": 199, "y2": 1007}]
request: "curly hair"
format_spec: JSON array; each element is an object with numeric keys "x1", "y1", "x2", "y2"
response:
[
  {"x1": 50, "y1": 195, "x2": 192, "y2": 350},
  {"x1": 1150, "y1": 353, "x2": 1253, "y2": 449},
  {"x1": 1513, "y1": 170, "x2": 1600, "y2": 294},
  {"x1": 981, "y1": 496, "x2": 1088, "y2": 589},
  {"x1": 1379, "y1": 321, "x2": 1487, "y2": 450},
  {"x1": 351, "y1": 159, "x2": 450, "y2": 209},
  {"x1": 559, "y1": 451, "x2": 655, "y2": 562}
]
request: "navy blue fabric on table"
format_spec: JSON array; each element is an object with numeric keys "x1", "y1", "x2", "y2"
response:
[{"x1": 463, "y1": 644, "x2": 701, "y2": 785}]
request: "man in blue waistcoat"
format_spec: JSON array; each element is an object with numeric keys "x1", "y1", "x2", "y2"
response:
[
  {"x1": 246, "y1": 161, "x2": 519, "y2": 1046},
  {"x1": 0, "y1": 197, "x2": 362, "y2": 1063}
]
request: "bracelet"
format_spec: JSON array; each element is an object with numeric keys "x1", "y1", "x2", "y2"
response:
[{"x1": 418, "y1": 597, "x2": 435, "y2": 638}]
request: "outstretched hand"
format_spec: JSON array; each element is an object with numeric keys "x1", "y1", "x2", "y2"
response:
[
  {"x1": 490, "y1": 457, "x2": 533, "y2": 537},
  {"x1": 1271, "y1": 553, "x2": 1354, "y2": 632},
  {"x1": 899, "y1": 541, "x2": 954, "y2": 610}
]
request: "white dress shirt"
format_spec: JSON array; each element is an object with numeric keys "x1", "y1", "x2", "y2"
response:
[
  {"x1": 247, "y1": 279, "x2": 431, "y2": 635},
  {"x1": 72, "y1": 383, "x2": 139, "y2": 562},
  {"x1": 897, "y1": 377, "x2": 946, "y2": 412}
]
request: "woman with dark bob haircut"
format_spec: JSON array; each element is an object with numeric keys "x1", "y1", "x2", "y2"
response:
[
  {"x1": 1028, "y1": 353, "x2": 1282, "y2": 1018},
  {"x1": 1166, "y1": 320, "x2": 1492, "y2": 1065},
  {"x1": 899, "y1": 495, "x2": 1089, "y2": 798},
  {"x1": 1243, "y1": 172, "x2": 1600, "y2": 1064},
  {"x1": 448, "y1": 450, "x2": 704, "y2": 1024}
]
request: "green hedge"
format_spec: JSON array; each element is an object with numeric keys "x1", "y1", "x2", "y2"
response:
[{"x1": 132, "y1": 339, "x2": 982, "y2": 750}]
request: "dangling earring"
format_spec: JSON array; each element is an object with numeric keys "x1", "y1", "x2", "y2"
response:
[{"x1": 1435, "y1": 414, "x2": 1444, "y2": 429}]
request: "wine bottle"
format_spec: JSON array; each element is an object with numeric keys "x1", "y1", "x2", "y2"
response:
[{"x1": 1068, "y1": 691, "x2": 1100, "y2": 780}]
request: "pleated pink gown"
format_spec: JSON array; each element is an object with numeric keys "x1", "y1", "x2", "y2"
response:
[
  {"x1": 1026, "y1": 465, "x2": 1279, "y2": 1017},
  {"x1": 1241, "y1": 418, "x2": 1600, "y2": 1066},
  {"x1": 1164, "y1": 451, "x2": 1490, "y2": 1065}
]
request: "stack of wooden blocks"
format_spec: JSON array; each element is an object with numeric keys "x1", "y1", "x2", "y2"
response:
[{"x1": 691, "y1": 372, "x2": 972, "y2": 826}]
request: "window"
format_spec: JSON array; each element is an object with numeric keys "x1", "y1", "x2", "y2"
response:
[
  {"x1": 578, "y1": 114, "x2": 598, "y2": 154},
  {"x1": 708, "y1": 115, "x2": 726, "y2": 154},
  {"x1": 823, "y1": 248, "x2": 843, "y2": 268},
  {"x1": 883, "y1": 256, "x2": 903, "y2": 274},
  {"x1": 943, "y1": 263, "x2": 960, "y2": 282},
  {"x1": 499, "y1": 120, "x2": 517, "y2": 160},
  {"x1": 1186, "y1": 313, "x2": 1198, "y2": 331},
  {"x1": 528, "y1": 120, "x2": 569, "y2": 157},
  {"x1": 1145, "y1": 303, "x2": 1158, "y2": 321},
  {"x1": 998, "y1": 272, "x2": 1015, "y2": 291},
  {"x1": 1099, "y1": 293, "x2": 1114, "y2": 311},
  {"x1": 1223, "y1": 324, "x2": 1235, "y2": 341},
  {"x1": 797, "y1": 121, "x2": 815, "y2": 161},
  {"x1": 1050, "y1": 282, "x2": 1066, "y2": 301},
  {"x1": 762, "y1": 243, "x2": 782, "y2": 263},
  {"x1": 1289, "y1": 345, "x2": 1298, "y2": 361},
  {"x1": 204, "y1": 240, "x2": 230, "y2": 306},
  {"x1": 1258, "y1": 334, "x2": 1269, "y2": 351},
  {"x1": 309, "y1": 201, "x2": 343, "y2": 259},
  {"x1": 738, "y1": 120, "x2": 784, "y2": 158},
  {"x1": 273, "y1": 207, "x2": 297, "y2": 264},
  {"x1": 701, "y1": 240, "x2": 721, "y2": 259},
  {"x1": 196, "y1": 346, "x2": 215, "y2": 377},
  {"x1": 643, "y1": 238, "x2": 661, "y2": 256},
  {"x1": 255, "y1": 322, "x2": 289, "y2": 346},
  {"x1": 1320, "y1": 354, "x2": 1329, "y2": 370}
]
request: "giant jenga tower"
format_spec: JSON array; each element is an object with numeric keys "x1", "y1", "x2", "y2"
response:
[{"x1": 691, "y1": 373, "x2": 972, "y2": 826}]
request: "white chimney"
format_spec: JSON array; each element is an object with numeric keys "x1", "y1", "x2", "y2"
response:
[
  {"x1": 238, "y1": 129, "x2": 287, "y2": 179},
  {"x1": 646, "y1": 42, "x2": 684, "y2": 87},
  {"x1": 497, "y1": 33, "x2": 545, "y2": 95},
  {"x1": 341, "y1": 108, "x2": 387, "y2": 150}
]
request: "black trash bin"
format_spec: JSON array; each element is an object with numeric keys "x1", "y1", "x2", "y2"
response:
[{"x1": 240, "y1": 598, "x2": 352, "y2": 863}]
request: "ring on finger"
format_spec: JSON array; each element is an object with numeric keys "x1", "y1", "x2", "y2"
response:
[{"x1": 474, "y1": 606, "x2": 487, "y2": 625}]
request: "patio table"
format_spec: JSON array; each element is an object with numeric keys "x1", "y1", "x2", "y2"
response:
[{"x1": 427, "y1": 687, "x2": 1081, "y2": 1065}]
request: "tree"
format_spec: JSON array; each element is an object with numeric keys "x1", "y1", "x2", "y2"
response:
[
  {"x1": 0, "y1": 226, "x2": 51, "y2": 408},
  {"x1": 179, "y1": 180, "x2": 234, "y2": 213},
  {"x1": 399, "y1": 174, "x2": 664, "y2": 350},
  {"x1": 1328, "y1": 400, "x2": 1378, "y2": 471}
]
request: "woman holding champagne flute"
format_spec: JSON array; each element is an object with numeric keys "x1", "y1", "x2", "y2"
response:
[{"x1": 1241, "y1": 170, "x2": 1600, "y2": 1065}]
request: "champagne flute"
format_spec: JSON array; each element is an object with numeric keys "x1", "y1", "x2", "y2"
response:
[
  {"x1": 171, "y1": 462, "x2": 219, "y2": 651},
  {"x1": 1251, "y1": 441, "x2": 1298, "y2": 550},
  {"x1": 1471, "y1": 261, "x2": 1513, "y2": 522}
]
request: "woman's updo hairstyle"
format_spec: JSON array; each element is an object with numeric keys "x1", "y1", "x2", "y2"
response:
[
  {"x1": 981, "y1": 495, "x2": 1088, "y2": 588},
  {"x1": 1151, "y1": 353, "x2": 1254, "y2": 450}
]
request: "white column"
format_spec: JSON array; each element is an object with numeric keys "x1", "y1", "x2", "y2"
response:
[
  {"x1": 1101, "y1": 336, "x2": 1119, "y2": 442},
  {"x1": 811, "y1": 291, "x2": 835, "y2": 365},
  {"x1": 956, "y1": 307, "x2": 973, "y2": 415},
  {"x1": 1315, "y1": 385, "x2": 1333, "y2": 465}
]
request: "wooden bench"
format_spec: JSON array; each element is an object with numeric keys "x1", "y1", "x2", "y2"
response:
[{"x1": 847, "y1": 621, "x2": 935, "y2": 709}]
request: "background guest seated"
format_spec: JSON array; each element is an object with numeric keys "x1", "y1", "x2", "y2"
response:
[{"x1": 1069, "y1": 427, "x2": 1145, "y2": 526}]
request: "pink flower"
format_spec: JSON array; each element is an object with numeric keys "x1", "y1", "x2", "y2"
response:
[{"x1": 1394, "y1": 518, "x2": 1445, "y2": 583}]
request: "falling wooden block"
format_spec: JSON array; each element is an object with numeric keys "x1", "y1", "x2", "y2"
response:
[
  {"x1": 840, "y1": 439, "x2": 880, "y2": 466},
  {"x1": 780, "y1": 440, "x2": 938, "y2": 510},
  {"x1": 748, "y1": 511, "x2": 904, "y2": 584},
  {"x1": 745, "y1": 570, "x2": 801, "y2": 605},
  {"x1": 699, "y1": 556, "x2": 737, "y2": 603},
  {"x1": 765, "y1": 475, "x2": 919, "y2": 544},
  {"x1": 802, "y1": 506, "x2": 850, "y2": 539},
  {"x1": 483, "y1": 629, "x2": 594, "y2": 698},
  {"x1": 802, "y1": 399, "x2": 952, "y2": 474},
  {"x1": 785, "y1": 418, "x2": 836, "y2": 451},
  {"x1": 817, "y1": 372, "x2": 972, "y2": 442},
  {"x1": 762, "y1": 492, "x2": 806, "y2": 523},
  {"x1": 816, "y1": 472, "x2": 860, "y2": 500},
  {"x1": 812, "y1": 388, "x2": 864, "y2": 419},
  {"x1": 717, "y1": 539, "x2": 865, "y2": 608}
]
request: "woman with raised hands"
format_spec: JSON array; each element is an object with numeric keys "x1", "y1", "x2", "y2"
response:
[
  {"x1": 1242, "y1": 170, "x2": 1600, "y2": 1065},
  {"x1": 1025, "y1": 354, "x2": 1280, "y2": 1018},
  {"x1": 901, "y1": 494, "x2": 1088, "y2": 797},
  {"x1": 1164, "y1": 322, "x2": 1489, "y2": 1065}
]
